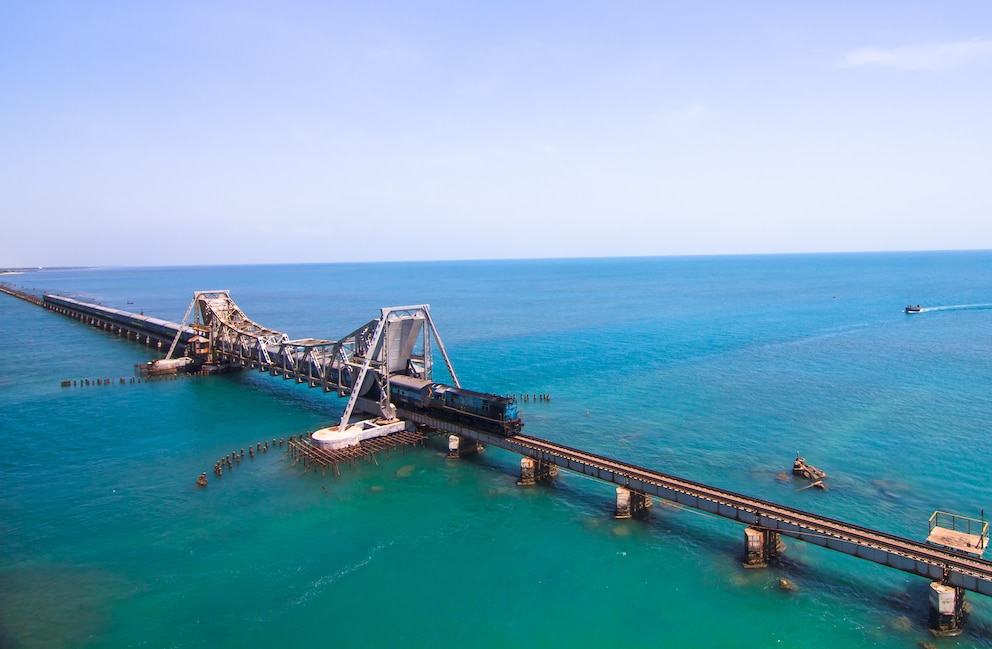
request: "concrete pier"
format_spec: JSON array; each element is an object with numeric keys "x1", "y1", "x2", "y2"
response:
[
  {"x1": 519, "y1": 457, "x2": 536, "y2": 485},
  {"x1": 929, "y1": 582, "x2": 966, "y2": 636},
  {"x1": 615, "y1": 487, "x2": 652, "y2": 519},
  {"x1": 312, "y1": 419, "x2": 409, "y2": 450},
  {"x1": 518, "y1": 457, "x2": 558, "y2": 485},
  {"x1": 447, "y1": 434, "x2": 481, "y2": 459},
  {"x1": 743, "y1": 526, "x2": 784, "y2": 568}
]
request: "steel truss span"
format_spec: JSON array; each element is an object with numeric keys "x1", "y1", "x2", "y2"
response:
[{"x1": 167, "y1": 291, "x2": 459, "y2": 431}]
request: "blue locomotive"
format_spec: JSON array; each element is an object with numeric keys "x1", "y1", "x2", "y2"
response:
[{"x1": 389, "y1": 375, "x2": 522, "y2": 436}]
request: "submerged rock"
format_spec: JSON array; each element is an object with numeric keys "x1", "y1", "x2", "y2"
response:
[
  {"x1": 889, "y1": 614, "x2": 912, "y2": 632},
  {"x1": 778, "y1": 578, "x2": 798, "y2": 592}
]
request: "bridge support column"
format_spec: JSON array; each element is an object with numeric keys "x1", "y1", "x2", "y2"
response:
[
  {"x1": 519, "y1": 457, "x2": 536, "y2": 485},
  {"x1": 518, "y1": 458, "x2": 558, "y2": 486},
  {"x1": 615, "y1": 487, "x2": 652, "y2": 519},
  {"x1": 538, "y1": 460, "x2": 557, "y2": 483},
  {"x1": 447, "y1": 435, "x2": 481, "y2": 459},
  {"x1": 929, "y1": 582, "x2": 966, "y2": 636},
  {"x1": 743, "y1": 526, "x2": 783, "y2": 568}
]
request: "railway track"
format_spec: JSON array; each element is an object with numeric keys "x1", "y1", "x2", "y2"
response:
[{"x1": 479, "y1": 432, "x2": 992, "y2": 594}]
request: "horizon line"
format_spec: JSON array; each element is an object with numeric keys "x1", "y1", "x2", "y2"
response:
[{"x1": 3, "y1": 247, "x2": 992, "y2": 272}]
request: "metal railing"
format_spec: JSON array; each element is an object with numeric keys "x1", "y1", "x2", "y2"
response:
[{"x1": 929, "y1": 511, "x2": 989, "y2": 549}]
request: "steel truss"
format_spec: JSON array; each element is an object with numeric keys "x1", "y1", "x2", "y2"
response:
[{"x1": 166, "y1": 292, "x2": 459, "y2": 430}]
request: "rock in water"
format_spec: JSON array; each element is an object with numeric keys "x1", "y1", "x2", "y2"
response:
[{"x1": 778, "y1": 578, "x2": 798, "y2": 592}]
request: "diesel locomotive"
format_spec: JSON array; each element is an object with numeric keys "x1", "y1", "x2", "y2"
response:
[{"x1": 389, "y1": 375, "x2": 522, "y2": 436}]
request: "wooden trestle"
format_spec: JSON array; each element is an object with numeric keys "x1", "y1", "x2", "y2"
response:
[{"x1": 286, "y1": 430, "x2": 430, "y2": 476}]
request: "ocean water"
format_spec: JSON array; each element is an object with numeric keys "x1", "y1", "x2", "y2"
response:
[{"x1": 2, "y1": 251, "x2": 992, "y2": 648}]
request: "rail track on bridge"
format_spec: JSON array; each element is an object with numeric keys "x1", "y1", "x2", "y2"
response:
[
  {"x1": 512, "y1": 433, "x2": 992, "y2": 587},
  {"x1": 399, "y1": 407, "x2": 992, "y2": 599}
]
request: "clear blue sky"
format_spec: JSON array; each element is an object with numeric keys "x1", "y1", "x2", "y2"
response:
[{"x1": 2, "y1": 1, "x2": 990, "y2": 266}]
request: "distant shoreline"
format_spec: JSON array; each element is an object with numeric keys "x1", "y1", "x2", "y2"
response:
[{"x1": 1, "y1": 267, "x2": 92, "y2": 274}]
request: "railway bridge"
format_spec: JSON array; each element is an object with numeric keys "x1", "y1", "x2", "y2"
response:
[{"x1": 5, "y1": 284, "x2": 990, "y2": 637}]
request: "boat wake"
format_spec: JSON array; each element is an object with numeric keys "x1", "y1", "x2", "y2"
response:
[{"x1": 916, "y1": 303, "x2": 992, "y2": 313}]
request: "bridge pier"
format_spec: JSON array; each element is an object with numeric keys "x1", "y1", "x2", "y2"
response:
[
  {"x1": 447, "y1": 435, "x2": 482, "y2": 459},
  {"x1": 615, "y1": 487, "x2": 652, "y2": 519},
  {"x1": 743, "y1": 526, "x2": 784, "y2": 568},
  {"x1": 518, "y1": 457, "x2": 558, "y2": 485},
  {"x1": 929, "y1": 582, "x2": 966, "y2": 636}
]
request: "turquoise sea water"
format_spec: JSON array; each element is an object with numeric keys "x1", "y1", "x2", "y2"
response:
[{"x1": 2, "y1": 252, "x2": 992, "y2": 648}]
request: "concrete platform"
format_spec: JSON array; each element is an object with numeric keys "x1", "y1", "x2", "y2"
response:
[
  {"x1": 311, "y1": 418, "x2": 410, "y2": 450},
  {"x1": 927, "y1": 527, "x2": 987, "y2": 556}
]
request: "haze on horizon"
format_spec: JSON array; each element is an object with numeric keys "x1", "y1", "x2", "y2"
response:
[{"x1": 2, "y1": 1, "x2": 990, "y2": 268}]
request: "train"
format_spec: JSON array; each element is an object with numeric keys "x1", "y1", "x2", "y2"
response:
[
  {"x1": 389, "y1": 375, "x2": 522, "y2": 436},
  {"x1": 44, "y1": 294, "x2": 193, "y2": 344}
]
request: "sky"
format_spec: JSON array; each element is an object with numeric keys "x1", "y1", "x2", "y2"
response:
[{"x1": 1, "y1": 0, "x2": 991, "y2": 267}]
